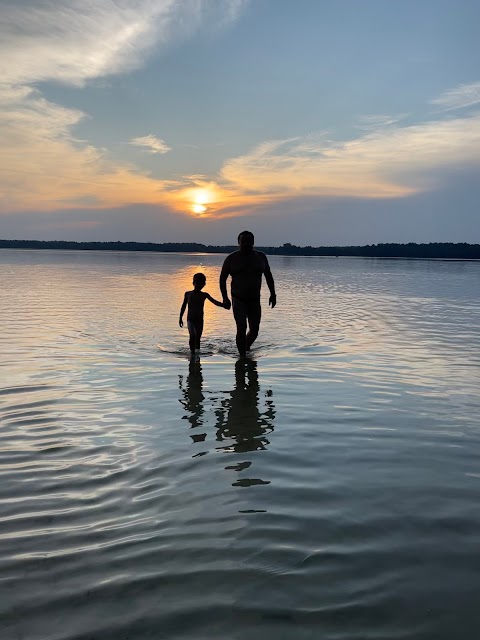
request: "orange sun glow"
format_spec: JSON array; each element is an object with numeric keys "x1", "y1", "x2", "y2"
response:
[
  {"x1": 192, "y1": 203, "x2": 207, "y2": 214},
  {"x1": 190, "y1": 188, "x2": 211, "y2": 215}
]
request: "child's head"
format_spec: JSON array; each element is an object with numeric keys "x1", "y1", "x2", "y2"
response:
[{"x1": 193, "y1": 272, "x2": 206, "y2": 289}]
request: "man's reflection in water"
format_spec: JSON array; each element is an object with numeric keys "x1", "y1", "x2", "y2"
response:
[
  {"x1": 178, "y1": 358, "x2": 276, "y2": 480},
  {"x1": 215, "y1": 359, "x2": 275, "y2": 485},
  {"x1": 178, "y1": 357, "x2": 207, "y2": 443}
]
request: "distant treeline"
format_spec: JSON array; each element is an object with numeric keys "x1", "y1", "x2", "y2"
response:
[{"x1": 1, "y1": 239, "x2": 479, "y2": 259}]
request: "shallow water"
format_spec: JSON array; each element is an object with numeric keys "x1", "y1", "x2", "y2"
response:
[{"x1": 1, "y1": 249, "x2": 480, "y2": 640}]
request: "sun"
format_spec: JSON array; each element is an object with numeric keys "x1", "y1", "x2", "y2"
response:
[
  {"x1": 189, "y1": 188, "x2": 211, "y2": 215},
  {"x1": 194, "y1": 188, "x2": 209, "y2": 205},
  {"x1": 192, "y1": 203, "x2": 207, "y2": 214},
  {"x1": 178, "y1": 184, "x2": 223, "y2": 217}
]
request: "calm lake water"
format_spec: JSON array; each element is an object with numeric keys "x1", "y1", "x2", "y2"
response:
[{"x1": 1, "y1": 249, "x2": 480, "y2": 640}]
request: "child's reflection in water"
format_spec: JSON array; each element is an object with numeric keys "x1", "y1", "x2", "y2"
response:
[{"x1": 178, "y1": 357, "x2": 206, "y2": 442}]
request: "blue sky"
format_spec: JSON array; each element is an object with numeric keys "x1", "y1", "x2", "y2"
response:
[{"x1": 1, "y1": 0, "x2": 479, "y2": 245}]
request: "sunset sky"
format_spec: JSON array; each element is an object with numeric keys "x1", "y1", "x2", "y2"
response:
[{"x1": 1, "y1": 0, "x2": 479, "y2": 246}]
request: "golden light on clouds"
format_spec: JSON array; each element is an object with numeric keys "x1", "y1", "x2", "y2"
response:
[{"x1": 2, "y1": 79, "x2": 480, "y2": 219}]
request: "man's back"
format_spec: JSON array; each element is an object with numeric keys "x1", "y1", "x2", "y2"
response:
[
  {"x1": 219, "y1": 230, "x2": 276, "y2": 356},
  {"x1": 223, "y1": 249, "x2": 269, "y2": 301}
]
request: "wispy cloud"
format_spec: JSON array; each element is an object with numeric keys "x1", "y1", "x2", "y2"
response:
[
  {"x1": 431, "y1": 81, "x2": 480, "y2": 111},
  {"x1": 130, "y1": 135, "x2": 171, "y2": 154},
  {"x1": 0, "y1": 0, "x2": 248, "y2": 87},
  {"x1": 218, "y1": 113, "x2": 480, "y2": 204},
  {"x1": 355, "y1": 113, "x2": 409, "y2": 131},
  {"x1": 1, "y1": 1, "x2": 172, "y2": 87},
  {"x1": 0, "y1": 0, "x2": 248, "y2": 214},
  {"x1": 0, "y1": 86, "x2": 178, "y2": 212}
]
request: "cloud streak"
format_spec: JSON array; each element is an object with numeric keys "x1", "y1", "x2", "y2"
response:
[
  {"x1": 130, "y1": 135, "x2": 171, "y2": 154},
  {"x1": 0, "y1": 1, "x2": 173, "y2": 87},
  {"x1": 0, "y1": 0, "x2": 248, "y2": 87},
  {"x1": 217, "y1": 112, "x2": 480, "y2": 206},
  {"x1": 431, "y1": 81, "x2": 480, "y2": 111}
]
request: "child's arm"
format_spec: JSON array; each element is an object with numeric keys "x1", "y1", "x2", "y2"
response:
[
  {"x1": 205, "y1": 293, "x2": 226, "y2": 308},
  {"x1": 179, "y1": 293, "x2": 188, "y2": 327}
]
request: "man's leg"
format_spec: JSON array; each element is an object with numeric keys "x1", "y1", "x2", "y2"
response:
[
  {"x1": 246, "y1": 302, "x2": 261, "y2": 350},
  {"x1": 232, "y1": 298, "x2": 248, "y2": 357}
]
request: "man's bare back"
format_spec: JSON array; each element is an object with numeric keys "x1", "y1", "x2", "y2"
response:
[
  {"x1": 221, "y1": 249, "x2": 269, "y2": 301},
  {"x1": 219, "y1": 231, "x2": 276, "y2": 357}
]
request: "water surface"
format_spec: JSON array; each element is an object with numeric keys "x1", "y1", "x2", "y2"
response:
[{"x1": 1, "y1": 249, "x2": 480, "y2": 639}]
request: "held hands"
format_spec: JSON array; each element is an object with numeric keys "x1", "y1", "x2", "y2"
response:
[
  {"x1": 223, "y1": 298, "x2": 231, "y2": 310},
  {"x1": 269, "y1": 293, "x2": 277, "y2": 308}
]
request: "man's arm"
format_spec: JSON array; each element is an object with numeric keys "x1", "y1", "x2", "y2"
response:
[
  {"x1": 264, "y1": 255, "x2": 276, "y2": 308},
  {"x1": 219, "y1": 256, "x2": 231, "y2": 309},
  {"x1": 179, "y1": 293, "x2": 187, "y2": 327}
]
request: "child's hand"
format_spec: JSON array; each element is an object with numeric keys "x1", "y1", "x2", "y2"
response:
[
  {"x1": 179, "y1": 319, "x2": 184, "y2": 328},
  {"x1": 223, "y1": 298, "x2": 231, "y2": 310}
]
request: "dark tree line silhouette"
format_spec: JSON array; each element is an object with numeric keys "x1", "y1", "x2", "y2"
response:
[{"x1": 1, "y1": 239, "x2": 479, "y2": 259}]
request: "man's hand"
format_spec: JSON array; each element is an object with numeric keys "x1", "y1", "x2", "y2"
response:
[
  {"x1": 223, "y1": 298, "x2": 231, "y2": 310},
  {"x1": 269, "y1": 293, "x2": 277, "y2": 308},
  {"x1": 179, "y1": 318, "x2": 184, "y2": 328}
]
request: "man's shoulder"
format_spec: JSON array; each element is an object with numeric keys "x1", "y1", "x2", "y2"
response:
[
  {"x1": 223, "y1": 250, "x2": 240, "y2": 264},
  {"x1": 254, "y1": 250, "x2": 270, "y2": 264}
]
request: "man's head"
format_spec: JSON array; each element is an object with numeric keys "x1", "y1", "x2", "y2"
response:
[{"x1": 238, "y1": 230, "x2": 254, "y2": 254}]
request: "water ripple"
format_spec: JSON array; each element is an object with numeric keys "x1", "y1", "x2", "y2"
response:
[{"x1": 1, "y1": 251, "x2": 480, "y2": 639}]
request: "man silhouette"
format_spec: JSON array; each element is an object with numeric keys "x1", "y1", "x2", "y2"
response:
[{"x1": 220, "y1": 231, "x2": 276, "y2": 357}]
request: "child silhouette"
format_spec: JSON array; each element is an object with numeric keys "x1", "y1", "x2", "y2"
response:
[{"x1": 179, "y1": 272, "x2": 226, "y2": 354}]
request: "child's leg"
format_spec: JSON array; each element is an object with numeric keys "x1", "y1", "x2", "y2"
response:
[
  {"x1": 187, "y1": 321, "x2": 196, "y2": 353},
  {"x1": 187, "y1": 320, "x2": 203, "y2": 352},
  {"x1": 195, "y1": 319, "x2": 204, "y2": 350}
]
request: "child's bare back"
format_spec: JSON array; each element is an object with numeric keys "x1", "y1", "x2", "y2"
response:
[
  {"x1": 179, "y1": 273, "x2": 226, "y2": 354},
  {"x1": 184, "y1": 289, "x2": 209, "y2": 320}
]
